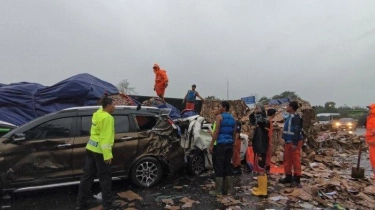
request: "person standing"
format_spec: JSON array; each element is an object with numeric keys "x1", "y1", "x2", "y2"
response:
[
  {"x1": 265, "y1": 108, "x2": 277, "y2": 175},
  {"x1": 366, "y1": 104, "x2": 375, "y2": 180},
  {"x1": 182, "y1": 84, "x2": 204, "y2": 110},
  {"x1": 209, "y1": 106, "x2": 219, "y2": 174},
  {"x1": 231, "y1": 111, "x2": 242, "y2": 175},
  {"x1": 250, "y1": 103, "x2": 270, "y2": 197},
  {"x1": 279, "y1": 101, "x2": 304, "y2": 187},
  {"x1": 209, "y1": 101, "x2": 236, "y2": 195},
  {"x1": 153, "y1": 63, "x2": 169, "y2": 102},
  {"x1": 76, "y1": 98, "x2": 121, "y2": 210}
]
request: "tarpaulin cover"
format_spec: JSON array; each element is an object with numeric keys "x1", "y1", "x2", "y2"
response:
[
  {"x1": 181, "y1": 109, "x2": 199, "y2": 118},
  {"x1": 156, "y1": 103, "x2": 181, "y2": 120},
  {"x1": 0, "y1": 73, "x2": 118, "y2": 126},
  {"x1": 269, "y1": 98, "x2": 290, "y2": 105}
]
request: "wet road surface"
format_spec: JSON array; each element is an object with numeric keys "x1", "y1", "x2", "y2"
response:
[
  {"x1": 1, "y1": 169, "x2": 278, "y2": 210},
  {"x1": 1, "y1": 128, "x2": 370, "y2": 210}
]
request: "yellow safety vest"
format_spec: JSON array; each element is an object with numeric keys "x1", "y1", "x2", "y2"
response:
[{"x1": 86, "y1": 108, "x2": 115, "y2": 160}]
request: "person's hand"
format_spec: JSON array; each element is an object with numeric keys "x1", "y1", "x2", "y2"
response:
[
  {"x1": 292, "y1": 145, "x2": 297, "y2": 151},
  {"x1": 209, "y1": 144, "x2": 214, "y2": 154},
  {"x1": 104, "y1": 158, "x2": 112, "y2": 164}
]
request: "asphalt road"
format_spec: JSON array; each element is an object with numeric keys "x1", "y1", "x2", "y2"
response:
[{"x1": 1, "y1": 169, "x2": 275, "y2": 210}]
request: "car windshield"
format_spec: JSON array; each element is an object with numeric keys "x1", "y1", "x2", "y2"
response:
[
  {"x1": 339, "y1": 118, "x2": 353, "y2": 123},
  {"x1": 317, "y1": 116, "x2": 330, "y2": 121}
]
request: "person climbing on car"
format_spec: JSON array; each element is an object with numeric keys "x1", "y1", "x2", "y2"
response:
[
  {"x1": 76, "y1": 97, "x2": 122, "y2": 210},
  {"x1": 153, "y1": 63, "x2": 169, "y2": 102},
  {"x1": 365, "y1": 103, "x2": 375, "y2": 180},
  {"x1": 231, "y1": 111, "x2": 242, "y2": 175},
  {"x1": 265, "y1": 108, "x2": 277, "y2": 175},
  {"x1": 209, "y1": 101, "x2": 236, "y2": 196},
  {"x1": 182, "y1": 84, "x2": 205, "y2": 110},
  {"x1": 279, "y1": 101, "x2": 304, "y2": 187},
  {"x1": 249, "y1": 103, "x2": 270, "y2": 197}
]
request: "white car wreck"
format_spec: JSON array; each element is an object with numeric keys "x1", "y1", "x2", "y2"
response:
[{"x1": 183, "y1": 116, "x2": 248, "y2": 175}]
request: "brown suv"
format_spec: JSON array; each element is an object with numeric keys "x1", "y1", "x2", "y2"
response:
[{"x1": 0, "y1": 106, "x2": 185, "y2": 194}]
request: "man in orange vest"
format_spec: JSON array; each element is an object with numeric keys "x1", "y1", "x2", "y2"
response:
[
  {"x1": 366, "y1": 103, "x2": 375, "y2": 179},
  {"x1": 153, "y1": 63, "x2": 169, "y2": 102}
]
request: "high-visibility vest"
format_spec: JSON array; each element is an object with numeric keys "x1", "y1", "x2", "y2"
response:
[{"x1": 86, "y1": 108, "x2": 115, "y2": 160}]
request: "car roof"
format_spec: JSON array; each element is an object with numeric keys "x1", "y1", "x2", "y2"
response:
[
  {"x1": 316, "y1": 113, "x2": 341, "y2": 116},
  {"x1": 62, "y1": 105, "x2": 159, "y2": 111}
]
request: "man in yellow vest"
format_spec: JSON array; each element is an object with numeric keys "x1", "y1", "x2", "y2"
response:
[{"x1": 76, "y1": 97, "x2": 121, "y2": 210}]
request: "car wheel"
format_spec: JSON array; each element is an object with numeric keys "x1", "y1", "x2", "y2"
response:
[
  {"x1": 188, "y1": 152, "x2": 205, "y2": 175},
  {"x1": 130, "y1": 157, "x2": 162, "y2": 188}
]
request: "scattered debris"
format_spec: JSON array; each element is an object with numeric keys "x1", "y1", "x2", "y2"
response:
[{"x1": 118, "y1": 190, "x2": 143, "y2": 201}]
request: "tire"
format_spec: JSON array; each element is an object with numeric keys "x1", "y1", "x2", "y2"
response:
[
  {"x1": 188, "y1": 152, "x2": 205, "y2": 175},
  {"x1": 130, "y1": 157, "x2": 162, "y2": 188}
]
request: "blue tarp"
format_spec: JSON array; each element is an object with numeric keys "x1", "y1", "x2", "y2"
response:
[
  {"x1": 156, "y1": 103, "x2": 181, "y2": 120},
  {"x1": 0, "y1": 73, "x2": 118, "y2": 126},
  {"x1": 269, "y1": 98, "x2": 290, "y2": 105}
]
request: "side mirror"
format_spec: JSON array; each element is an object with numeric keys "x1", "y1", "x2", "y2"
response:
[{"x1": 13, "y1": 133, "x2": 26, "y2": 142}]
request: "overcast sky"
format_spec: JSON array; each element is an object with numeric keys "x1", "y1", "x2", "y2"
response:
[{"x1": 1, "y1": 0, "x2": 374, "y2": 107}]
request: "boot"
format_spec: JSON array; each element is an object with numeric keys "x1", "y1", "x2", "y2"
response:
[
  {"x1": 279, "y1": 174, "x2": 293, "y2": 184},
  {"x1": 224, "y1": 176, "x2": 234, "y2": 195},
  {"x1": 291, "y1": 176, "x2": 301, "y2": 187},
  {"x1": 251, "y1": 175, "x2": 267, "y2": 196},
  {"x1": 209, "y1": 177, "x2": 223, "y2": 195},
  {"x1": 232, "y1": 166, "x2": 242, "y2": 175}
]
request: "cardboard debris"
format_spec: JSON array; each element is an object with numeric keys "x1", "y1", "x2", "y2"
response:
[{"x1": 118, "y1": 190, "x2": 143, "y2": 201}]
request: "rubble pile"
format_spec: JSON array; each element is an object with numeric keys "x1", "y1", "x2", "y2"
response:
[{"x1": 97, "y1": 93, "x2": 137, "y2": 106}]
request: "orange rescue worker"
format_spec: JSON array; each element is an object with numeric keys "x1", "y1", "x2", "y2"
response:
[
  {"x1": 279, "y1": 101, "x2": 304, "y2": 187},
  {"x1": 366, "y1": 103, "x2": 375, "y2": 179},
  {"x1": 153, "y1": 63, "x2": 169, "y2": 102}
]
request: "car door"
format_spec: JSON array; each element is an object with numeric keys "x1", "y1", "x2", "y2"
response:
[
  {"x1": 72, "y1": 114, "x2": 139, "y2": 178},
  {"x1": 4, "y1": 117, "x2": 74, "y2": 184}
]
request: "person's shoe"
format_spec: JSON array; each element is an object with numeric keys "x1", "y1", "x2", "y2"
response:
[
  {"x1": 232, "y1": 166, "x2": 242, "y2": 175},
  {"x1": 291, "y1": 176, "x2": 301, "y2": 187},
  {"x1": 209, "y1": 177, "x2": 224, "y2": 196},
  {"x1": 102, "y1": 201, "x2": 122, "y2": 210},
  {"x1": 224, "y1": 176, "x2": 234, "y2": 195},
  {"x1": 278, "y1": 174, "x2": 293, "y2": 184},
  {"x1": 252, "y1": 175, "x2": 268, "y2": 197}
]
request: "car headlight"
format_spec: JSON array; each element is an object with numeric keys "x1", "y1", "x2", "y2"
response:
[
  {"x1": 335, "y1": 122, "x2": 341, "y2": 126},
  {"x1": 348, "y1": 122, "x2": 352, "y2": 126}
]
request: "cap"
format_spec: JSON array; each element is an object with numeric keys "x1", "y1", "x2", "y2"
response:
[{"x1": 192, "y1": 84, "x2": 196, "y2": 87}]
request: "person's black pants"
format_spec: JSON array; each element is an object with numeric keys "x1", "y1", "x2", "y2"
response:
[
  {"x1": 214, "y1": 144, "x2": 233, "y2": 177},
  {"x1": 77, "y1": 150, "x2": 113, "y2": 208}
]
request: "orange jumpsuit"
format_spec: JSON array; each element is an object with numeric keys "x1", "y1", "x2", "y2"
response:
[
  {"x1": 153, "y1": 63, "x2": 169, "y2": 97},
  {"x1": 366, "y1": 103, "x2": 375, "y2": 176}
]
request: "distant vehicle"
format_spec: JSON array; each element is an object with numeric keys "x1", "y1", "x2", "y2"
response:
[
  {"x1": 317, "y1": 113, "x2": 341, "y2": 125},
  {"x1": 0, "y1": 121, "x2": 17, "y2": 137},
  {"x1": 334, "y1": 118, "x2": 357, "y2": 131}
]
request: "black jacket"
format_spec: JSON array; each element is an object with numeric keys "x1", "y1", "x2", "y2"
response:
[{"x1": 250, "y1": 111, "x2": 270, "y2": 154}]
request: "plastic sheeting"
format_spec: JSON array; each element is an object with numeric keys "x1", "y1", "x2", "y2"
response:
[{"x1": 0, "y1": 73, "x2": 118, "y2": 126}]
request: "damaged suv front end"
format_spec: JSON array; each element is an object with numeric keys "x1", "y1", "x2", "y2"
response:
[{"x1": 0, "y1": 106, "x2": 185, "y2": 194}]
